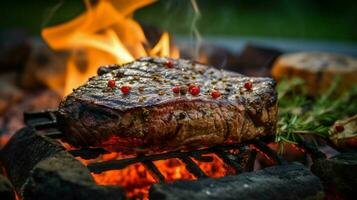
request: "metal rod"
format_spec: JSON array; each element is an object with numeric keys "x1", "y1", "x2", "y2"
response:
[
  {"x1": 252, "y1": 140, "x2": 288, "y2": 165},
  {"x1": 190, "y1": 152, "x2": 213, "y2": 162},
  {"x1": 24, "y1": 110, "x2": 58, "y2": 129},
  {"x1": 24, "y1": 112, "x2": 285, "y2": 177},
  {"x1": 178, "y1": 155, "x2": 207, "y2": 179},
  {"x1": 33, "y1": 121, "x2": 58, "y2": 130},
  {"x1": 38, "y1": 129, "x2": 64, "y2": 139},
  {"x1": 69, "y1": 148, "x2": 110, "y2": 160},
  {"x1": 88, "y1": 156, "x2": 140, "y2": 174},
  {"x1": 246, "y1": 150, "x2": 257, "y2": 171},
  {"x1": 142, "y1": 160, "x2": 166, "y2": 183},
  {"x1": 215, "y1": 149, "x2": 243, "y2": 173},
  {"x1": 86, "y1": 144, "x2": 248, "y2": 174}
]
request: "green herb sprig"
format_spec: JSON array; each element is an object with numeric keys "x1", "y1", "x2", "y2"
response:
[{"x1": 276, "y1": 78, "x2": 357, "y2": 143}]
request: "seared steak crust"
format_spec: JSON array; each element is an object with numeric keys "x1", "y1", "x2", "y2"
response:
[{"x1": 58, "y1": 57, "x2": 277, "y2": 153}]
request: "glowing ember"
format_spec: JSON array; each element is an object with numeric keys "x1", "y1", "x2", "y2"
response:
[
  {"x1": 42, "y1": 0, "x2": 179, "y2": 96},
  {"x1": 74, "y1": 151, "x2": 230, "y2": 199}
]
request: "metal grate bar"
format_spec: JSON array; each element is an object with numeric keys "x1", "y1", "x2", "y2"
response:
[
  {"x1": 87, "y1": 144, "x2": 248, "y2": 174},
  {"x1": 142, "y1": 160, "x2": 166, "y2": 183},
  {"x1": 69, "y1": 148, "x2": 110, "y2": 160},
  {"x1": 215, "y1": 149, "x2": 243, "y2": 173},
  {"x1": 88, "y1": 156, "x2": 139, "y2": 173},
  {"x1": 252, "y1": 140, "x2": 288, "y2": 165},
  {"x1": 37, "y1": 129, "x2": 64, "y2": 139},
  {"x1": 246, "y1": 150, "x2": 257, "y2": 171},
  {"x1": 24, "y1": 110, "x2": 58, "y2": 128},
  {"x1": 178, "y1": 155, "x2": 208, "y2": 179},
  {"x1": 28, "y1": 121, "x2": 57, "y2": 130},
  {"x1": 190, "y1": 152, "x2": 213, "y2": 162},
  {"x1": 24, "y1": 110, "x2": 64, "y2": 139},
  {"x1": 23, "y1": 110, "x2": 296, "y2": 180}
]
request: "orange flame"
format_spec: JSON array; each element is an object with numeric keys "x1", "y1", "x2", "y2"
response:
[
  {"x1": 42, "y1": 0, "x2": 179, "y2": 96},
  {"x1": 40, "y1": 0, "x2": 228, "y2": 198}
]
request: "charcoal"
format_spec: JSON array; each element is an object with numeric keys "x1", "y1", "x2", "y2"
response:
[
  {"x1": 149, "y1": 163, "x2": 324, "y2": 200},
  {"x1": 0, "y1": 175, "x2": 15, "y2": 200},
  {"x1": 311, "y1": 152, "x2": 357, "y2": 199},
  {"x1": 1, "y1": 127, "x2": 124, "y2": 200}
]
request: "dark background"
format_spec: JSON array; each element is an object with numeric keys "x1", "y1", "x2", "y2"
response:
[{"x1": 1, "y1": 0, "x2": 356, "y2": 42}]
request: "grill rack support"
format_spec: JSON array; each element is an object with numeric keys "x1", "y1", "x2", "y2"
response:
[{"x1": 23, "y1": 110, "x2": 319, "y2": 183}]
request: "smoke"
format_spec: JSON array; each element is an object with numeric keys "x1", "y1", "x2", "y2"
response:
[
  {"x1": 157, "y1": 0, "x2": 203, "y2": 60},
  {"x1": 41, "y1": 0, "x2": 64, "y2": 29},
  {"x1": 190, "y1": 0, "x2": 202, "y2": 60}
]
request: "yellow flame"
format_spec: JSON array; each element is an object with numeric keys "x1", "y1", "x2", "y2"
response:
[
  {"x1": 42, "y1": 0, "x2": 179, "y2": 96},
  {"x1": 149, "y1": 32, "x2": 180, "y2": 58}
]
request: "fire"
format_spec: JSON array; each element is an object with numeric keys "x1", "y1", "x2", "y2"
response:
[
  {"x1": 41, "y1": 0, "x2": 228, "y2": 198},
  {"x1": 42, "y1": 0, "x2": 179, "y2": 96},
  {"x1": 76, "y1": 152, "x2": 229, "y2": 199},
  {"x1": 41, "y1": 0, "x2": 227, "y2": 198}
]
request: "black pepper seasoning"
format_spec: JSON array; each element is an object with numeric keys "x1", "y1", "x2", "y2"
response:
[
  {"x1": 179, "y1": 112, "x2": 186, "y2": 120},
  {"x1": 116, "y1": 71, "x2": 124, "y2": 79},
  {"x1": 138, "y1": 86, "x2": 144, "y2": 93},
  {"x1": 180, "y1": 86, "x2": 188, "y2": 95}
]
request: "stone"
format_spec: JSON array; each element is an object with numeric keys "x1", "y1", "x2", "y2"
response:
[
  {"x1": 311, "y1": 152, "x2": 357, "y2": 199},
  {"x1": 150, "y1": 163, "x2": 324, "y2": 200}
]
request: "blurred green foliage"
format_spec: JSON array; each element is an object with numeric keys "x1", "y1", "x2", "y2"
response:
[{"x1": 0, "y1": 0, "x2": 356, "y2": 42}]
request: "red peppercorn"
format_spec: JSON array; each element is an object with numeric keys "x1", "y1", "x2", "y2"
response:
[
  {"x1": 335, "y1": 124, "x2": 344, "y2": 132},
  {"x1": 107, "y1": 80, "x2": 116, "y2": 88},
  {"x1": 172, "y1": 86, "x2": 180, "y2": 93},
  {"x1": 211, "y1": 90, "x2": 221, "y2": 99},
  {"x1": 346, "y1": 137, "x2": 357, "y2": 147},
  {"x1": 244, "y1": 81, "x2": 253, "y2": 90},
  {"x1": 120, "y1": 85, "x2": 131, "y2": 94},
  {"x1": 165, "y1": 60, "x2": 174, "y2": 68},
  {"x1": 190, "y1": 86, "x2": 200, "y2": 96},
  {"x1": 188, "y1": 84, "x2": 196, "y2": 92}
]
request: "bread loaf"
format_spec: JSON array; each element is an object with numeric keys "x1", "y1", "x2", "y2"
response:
[{"x1": 272, "y1": 52, "x2": 357, "y2": 95}]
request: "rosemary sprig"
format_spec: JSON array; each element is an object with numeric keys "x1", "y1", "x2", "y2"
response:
[{"x1": 276, "y1": 78, "x2": 357, "y2": 143}]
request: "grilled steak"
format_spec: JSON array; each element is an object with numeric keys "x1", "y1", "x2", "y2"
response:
[{"x1": 58, "y1": 57, "x2": 277, "y2": 153}]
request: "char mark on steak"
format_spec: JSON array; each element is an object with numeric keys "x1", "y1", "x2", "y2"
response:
[{"x1": 58, "y1": 57, "x2": 277, "y2": 153}]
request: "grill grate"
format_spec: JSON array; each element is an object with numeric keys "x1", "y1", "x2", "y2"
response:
[{"x1": 23, "y1": 110, "x2": 318, "y2": 183}]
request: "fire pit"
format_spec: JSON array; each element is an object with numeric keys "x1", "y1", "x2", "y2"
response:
[{"x1": 1, "y1": 1, "x2": 357, "y2": 200}]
